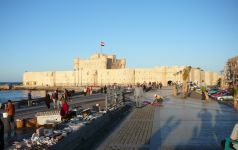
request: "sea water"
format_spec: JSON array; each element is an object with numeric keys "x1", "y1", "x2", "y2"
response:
[
  {"x1": 0, "y1": 82, "x2": 43, "y2": 103},
  {"x1": 0, "y1": 90, "x2": 43, "y2": 103}
]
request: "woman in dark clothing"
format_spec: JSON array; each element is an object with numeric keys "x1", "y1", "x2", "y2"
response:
[
  {"x1": 104, "y1": 85, "x2": 107, "y2": 94},
  {"x1": 0, "y1": 117, "x2": 4, "y2": 150},
  {"x1": 101, "y1": 86, "x2": 103, "y2": 93},
  {"x1": 45, "y1": 93, "x2": 51, "y2": 109}
]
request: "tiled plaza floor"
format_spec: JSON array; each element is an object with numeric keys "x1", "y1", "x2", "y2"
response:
[{"x1": 96, "y1": 87, "x2": 238, "y2": 150}]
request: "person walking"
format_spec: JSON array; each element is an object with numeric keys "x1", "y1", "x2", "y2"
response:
[
  {"x1": 28, "y1": 90, "x2": 32, "y2": 106},
  {"x1": 69, "y1": 91, "x2": 73, "y2": 102},
  {"x1": 84, "y1": 86, "x2": 87, "y2": 96},
  {"x1": 159, "y1": 82, "x2": 162, "y2": 89},
  {"x1": 52, "y1": 91, "x2": 56, "y2": 109},
  {"x1": 5, "y1": 100, "x2": 17, "y2": 132},
  {"x1": 134, "y1": 83, "x2": 143, "y2": 108},
  {"x1": 104, "y1": 85, "x2": 107, "y2": 94},
  {"x1": 45, "y1": 92, "x2": 51, "y2": 109},
  {"x1": 87, "y1": 87, "x2": 90, "y2": 97},
  {"x1": 81, "y1": 87, "x2": 84, "y2": 94},
  {"x1": 60, "y1": 100, "x2": 69, "y2": 121},
  {"x1": 156, "y1": 81, "x2": 159, "y2": 89},
  {"x1": 200, "y1": 80, "x2": 207, "y2": 100},
  {"x1": 28, "y1": 90, "x2": 31, "y2": 100},
  {"x1": 143, "y1": 84, "x2": 147, "y2": 92},
  {"x1": 0, "y1": 117, "x2": 4, "y2": 150},
  {"x1": 101, "y1": 86, "x2": 103, "y2": 93},
  {"x1": 65, "y1": 90, "x2": 68, "y2": 102},
  {"x1": 57, "y1": 91, "x2": 62, "y2": 109},
  {"x1": 68, "y1": 91, "x2": 71, "y2": 102}
]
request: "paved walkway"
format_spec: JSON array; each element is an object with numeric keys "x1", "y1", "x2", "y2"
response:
[{"x1": 96, "y1": 87, "x2": 238, "y2": 150}]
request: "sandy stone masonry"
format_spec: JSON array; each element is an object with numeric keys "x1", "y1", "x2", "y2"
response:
[{"x1": 23, "y1": 53, "x2": 219, "y2": 86}]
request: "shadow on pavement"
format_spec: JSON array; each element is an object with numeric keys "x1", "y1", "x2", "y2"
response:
[{"x1": 150, "y1": 116, "x2": 181, "y2": 149}]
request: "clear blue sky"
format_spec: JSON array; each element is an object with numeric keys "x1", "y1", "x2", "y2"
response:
[{"x1": 0, "y1": 0, "x2": 237, "y2": 82}]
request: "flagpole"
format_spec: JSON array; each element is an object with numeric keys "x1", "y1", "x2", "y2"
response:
[{"x1": 101, "y1": 46, "x2": 102, "y2": 54}]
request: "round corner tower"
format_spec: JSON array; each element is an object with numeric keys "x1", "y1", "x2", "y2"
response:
[
  {"x1": 121, "y1": 59, "x2": 126, "y2": 69},
  {"x1": 74, "y1": 58, "x2": 79, "y2": 70}
]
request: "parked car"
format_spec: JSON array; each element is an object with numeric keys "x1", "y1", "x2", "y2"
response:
[
  {"x1": 189, "y1": 82, "x2": 198, "y2": 88},
  {"x1": 216, "y1": 93, "x2": 238, "y2": 101},
  {"x1": 211, "y1": 91, "x2": 227, "y2": 98},
  {"x1": 207, "y1": 89, "x2": 219, "y2": 93},
  {"x1": 209, "y1": 90, "x2": 226, "y2": 96},
  {"x1": 207, "y1": 90, "x2": 221, "y2": 97},
  {"x1": 196, "y1": 87, "x2": 211, "y2": 92},
  {"x1": 196, "y1": 87, "x2": 201, "y2": 92}
]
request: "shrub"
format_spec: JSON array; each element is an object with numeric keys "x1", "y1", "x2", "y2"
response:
[{"x1": 232, "y1": 88, "x2": 238, "y2": 96}]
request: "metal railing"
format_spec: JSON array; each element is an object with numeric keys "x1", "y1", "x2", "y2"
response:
[{"x1": 105, "y1": 88, "x2": 124, "y2": 111}]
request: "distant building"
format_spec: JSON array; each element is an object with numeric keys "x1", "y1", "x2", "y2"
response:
[
  {"x1": 224, "y1": 55, "x2": 238, "y2": 85},
  {"x1": 23, "y1": 53, "x2": 219, "y2": 86}
]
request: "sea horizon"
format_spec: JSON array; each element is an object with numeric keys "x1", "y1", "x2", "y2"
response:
[{"x1": 0, "y1": 82, "x2": 23, "y2": 85}]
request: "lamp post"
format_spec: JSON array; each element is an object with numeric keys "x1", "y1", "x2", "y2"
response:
[
  {"x1": 78, "y1": 69, "x2": 79, "y2": 86},
  {"x1": 87, "y1": 71, "x2": 89, "y2": 86},
  {"x1": 81, "y1": 68, "x2": 83, "y2": 87},
  {"x1": 220, "y1": 70, "x2": 224, "y2": 88},
  {"x1": 188, "y1": 66, "x2": 192, "y2": 91}
]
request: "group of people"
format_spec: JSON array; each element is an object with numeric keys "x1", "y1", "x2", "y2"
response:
[
  {"x1": 156, "y1": 81, "x2": 163, "y2": 89},
  {"x1": 0, "y1": 98, "x2": 69, "y2": 145},
  {"x1": 0, "y1": 89, "x2": 73, "y2": 150},
  {"x1": 45, "y1": 89, "x2": 73, "y2": 109},
  {"x1": 134, "y1": 83, "x2": 164, "y2": 108},
  {"x1": 100, "y1": 85, "x2": 107, "y2": 94},
  {"x1": 82, "y1": 86, "x2": 91, "y2": 96}
]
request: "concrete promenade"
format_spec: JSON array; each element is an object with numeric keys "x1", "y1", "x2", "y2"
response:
[
  {"x1": 0, "y1": 92, "x2": 106, "y2": 149},
  {"x1": 96, "y1": 87, "x2": 238, "y2": 150}
]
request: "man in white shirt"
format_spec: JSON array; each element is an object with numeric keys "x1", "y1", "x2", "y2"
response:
[
  {"x1": 221, "y1": 124, "x2": 238, "y2": 149},
  {"x1": 200, "y1": 80, "x2": 207, "y2": 100},
  {"x1": 134, "y1": 83, "x2": 143, "y2": 108}
]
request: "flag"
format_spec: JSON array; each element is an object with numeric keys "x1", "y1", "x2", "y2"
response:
[{"x1": 101, "y1": 42, "x2": 105, "y2": 46}]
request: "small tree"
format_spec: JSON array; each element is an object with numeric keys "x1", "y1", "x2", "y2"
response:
[
  {"x1": 182, "y1": 68, "x2": 189, "y2": 98},
  {"x1": 173, "y1": 84, "x2": 177, "y2": 96},
  {"x1": 197, "y1": 67, "x2": 201, "y2": 70},
  {"x1": 232, "y1": 87, "x2": 238, "y2": 109}
]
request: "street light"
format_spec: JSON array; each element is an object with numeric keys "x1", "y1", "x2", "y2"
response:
[
  {"x1": 188, "y1": 66, "x2": 192, "y2": 91},
  {"x1": 81, "y1": 68, "x2": 83, "y2": 87},
  {"x1": 220, "y1": 70, "x2": 224, "y2": 87},
  {"x1": 87, "y1": 71, "x2": 89, "y2": 86}
]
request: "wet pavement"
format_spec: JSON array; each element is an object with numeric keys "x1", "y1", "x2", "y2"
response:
[
  {"x1": 0, "y1": 92, "x2": 106, "y2": 149},
  {"x1": 95, "y1": 87, "x2": 238, "y2": 150}
]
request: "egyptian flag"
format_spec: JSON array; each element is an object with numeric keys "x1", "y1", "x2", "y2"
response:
[{"x1": 101, "y1": 42, "x2": 105, "y2": 46}]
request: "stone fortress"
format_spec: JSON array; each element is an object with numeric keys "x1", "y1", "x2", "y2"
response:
[{"x1": 23, "y1": 53, "x2": 219, "y2": 87}]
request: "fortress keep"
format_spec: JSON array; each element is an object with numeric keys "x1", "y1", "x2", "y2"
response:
[{"x1": 23, "y1": 53, "x2": 219, "y2": 86}]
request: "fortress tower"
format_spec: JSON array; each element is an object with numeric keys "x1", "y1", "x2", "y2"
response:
[
  {"x1": 23, "y1": 53, "x2": 219, "y2": 86},
  {"x1": 74, "y1": 58, "x2": 79, "y2": 70},
  {"x1": 121, "y1": 59, "x2": 126, "y2": 69}
]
